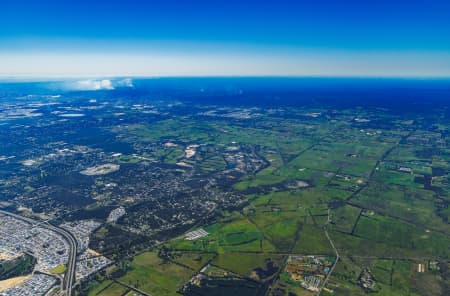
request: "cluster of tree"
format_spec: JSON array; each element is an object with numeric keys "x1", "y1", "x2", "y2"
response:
[{"x1": 0, "y1": 254, "x2": 36, "y2": 280}]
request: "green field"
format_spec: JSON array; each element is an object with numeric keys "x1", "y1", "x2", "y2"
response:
[
  {"x1": 331, "y1": 204, "x2": 361, "y2": 233},
  {"x1": 212, "y1": 253, "x2": 283, "y2": 279},
  {"x1": 167, "y1": 218, "x2": 275, "y2": 252},
  {"x1": 104, "y1": 105, "x2": 450, "y2": 296},
  {"x1": 170, "y1": 252, "x2": 216, "y2": 270},
  {"x1": 50, "y1": 264, "x2": 66, "y2": 274},
  {"x1": 354, "y1": 214, "x2": 450, "y2": 258},
  {"x1": 118, "y1": 252, "x2": 194, "y2": 296},
  {"x1": 96, "y1": 283, "x2": 129, "y2": 296}
]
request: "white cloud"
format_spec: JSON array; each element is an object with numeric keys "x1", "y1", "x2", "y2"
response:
[
  {"x1": 115, "y1": 78, "x2": 134, "y2": 88},
  {"x1": 72, "y1": 79, "x2": 114, "y2": 90},
  {"x1": 63, "y1": 78, "x2": 134, "y2": 91}
]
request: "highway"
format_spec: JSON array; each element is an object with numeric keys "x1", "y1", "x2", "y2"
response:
[{"x1": 0, "y1": 210, "x2": 78, "y2": 296}]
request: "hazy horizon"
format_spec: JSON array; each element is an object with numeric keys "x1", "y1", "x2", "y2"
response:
[{"x1": 2, "y1": 0, "x2": 450, "y2": 78}]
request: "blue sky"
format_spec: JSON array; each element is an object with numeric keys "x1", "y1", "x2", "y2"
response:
[{"x1": 1, "y1": 0, "x2": 450, "y2": 77}]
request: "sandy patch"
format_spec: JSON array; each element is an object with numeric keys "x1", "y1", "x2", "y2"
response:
[
  {"x1": 80, "y1": 164, "x2": 120, "y2": 176},
  {"x1": 87, "y1": 248, "x2": 101, "y2": 256},
  {"x1": 164, "y1": 142, "x2": 178, "y2": 147},
  {"x1": 0, "y1": 275, "x2": 31, "y2": 292},
  {"x1": 185, "y1": 144, "x2": 199, "y2": 158},
  {"x1": 0, "y1": 252, "x2": 18, "y2": 261}
]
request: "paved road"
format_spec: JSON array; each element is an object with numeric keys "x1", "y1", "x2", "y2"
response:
[
  {"x1": 0, "y1": 210, "x2": 78, "y2": 296},
  {"x1": 317, "y1": 208, "x2": 340, "y2": 296}
]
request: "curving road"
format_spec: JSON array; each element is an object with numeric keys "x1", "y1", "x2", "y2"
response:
[{"x1": 0, "y1": 210, "x2": 77, "y2": 296}]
